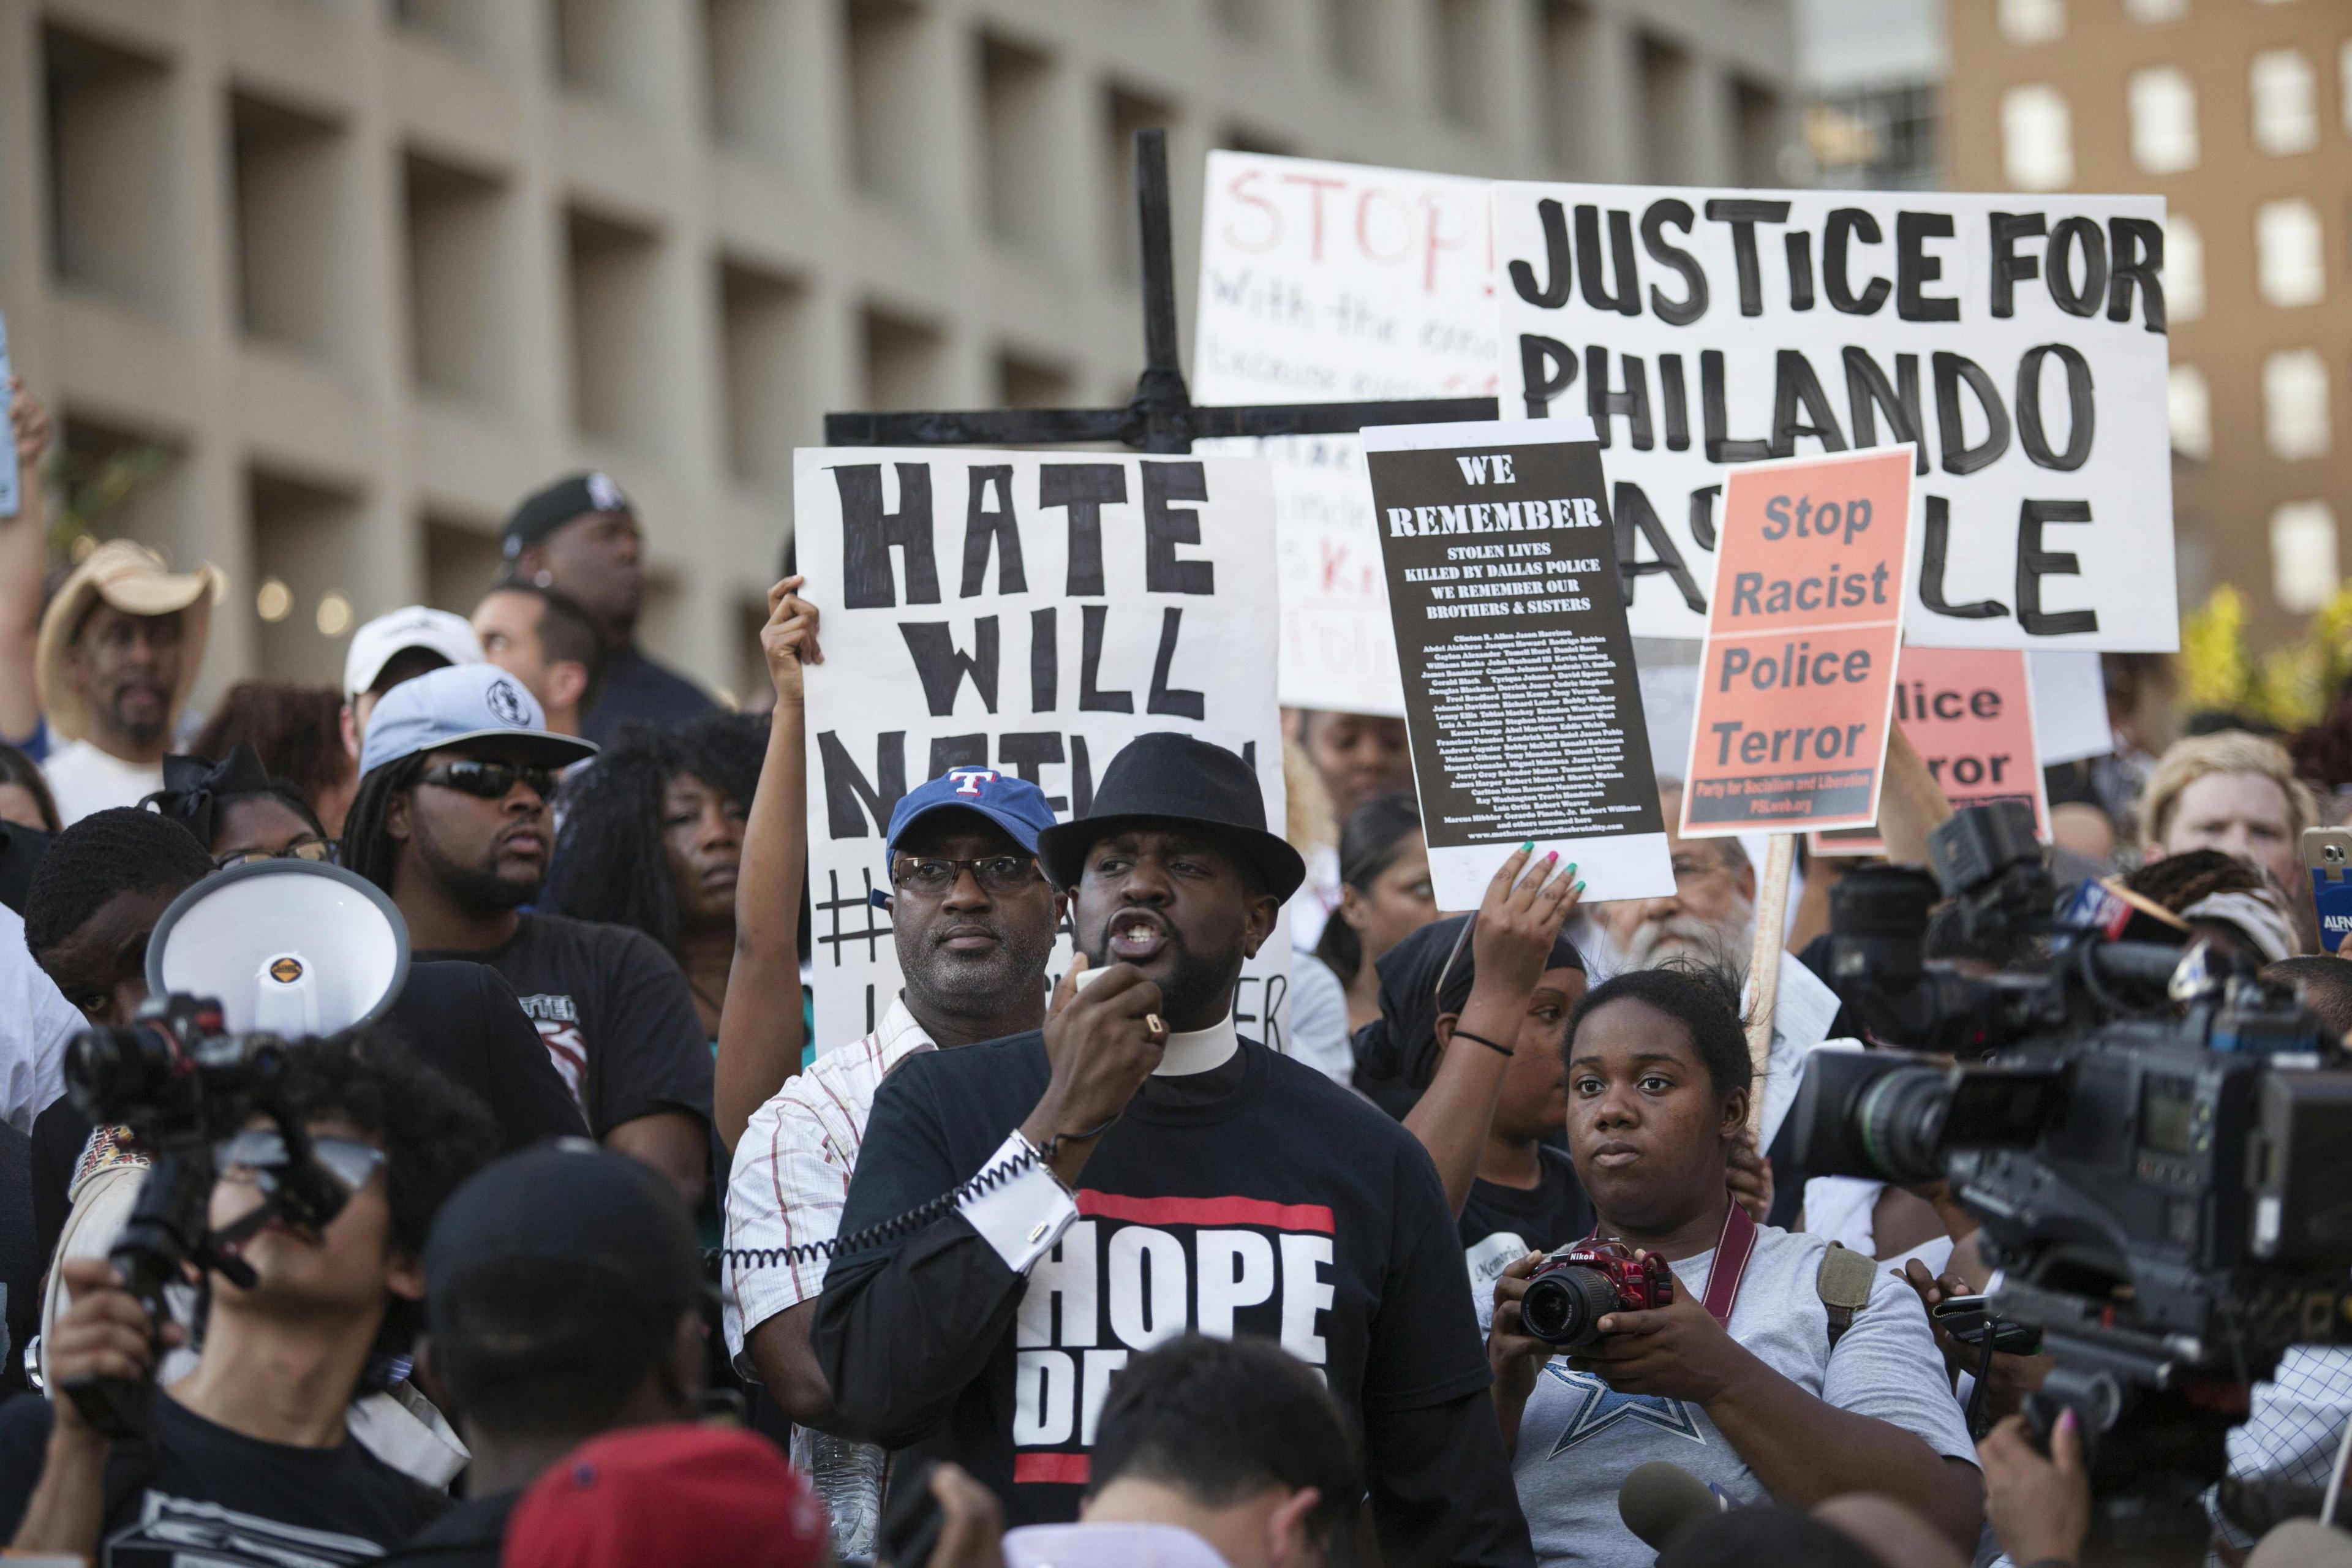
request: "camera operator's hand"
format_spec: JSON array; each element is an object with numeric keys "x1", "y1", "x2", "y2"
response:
[
  {"x1": 1899, "y1": 1260, "x2": 2051, "y2": 1422},
  {"x1": 1728, "y1": 1131, "x2": 1774, "y2": 1223},
  {"x1": 922, "y1": 1463, "x2": 1006, "y2": 1568},
  {"x1": 1022, "y1": 955, "x2": 1167, "y2": 1186},
  {"x1": 1980, "y1": 1411, "x2": 2088, "y2": 1568},
  {"x1": 45, "y1": 1257, "x2": 183, "y2": 1442},
  {"x1": 1567, "y1": 1259, "x2": 1763, "y2": 1408}
]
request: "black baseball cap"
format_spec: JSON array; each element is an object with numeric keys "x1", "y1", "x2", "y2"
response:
[
  {"x1": 424, "y1": 1142, "x2": 703, "y2": 1329},
  {"x1": 501, "y1": 471, "x2": 633, "y2": 560}
]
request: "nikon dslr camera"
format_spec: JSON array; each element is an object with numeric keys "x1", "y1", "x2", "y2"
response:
[{"x1": 1520, "y1": 1240, "x2": 1673, "y2": 1348}]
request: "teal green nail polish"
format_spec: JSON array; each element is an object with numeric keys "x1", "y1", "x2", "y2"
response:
[
  {"x1": 1574, "y1": 881, "x2": 1587, "y2": 894},
  {"x1": 1521, "y1": 840, "x2": 1534, "y2": 852}
]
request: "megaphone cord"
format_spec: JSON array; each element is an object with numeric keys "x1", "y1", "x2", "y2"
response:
[{"x1": 709, "y1": 1115, "x2": 1115, "y2": 1272}]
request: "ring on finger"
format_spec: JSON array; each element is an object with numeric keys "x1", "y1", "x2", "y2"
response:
[{"x1": 1144, "y1": 1013, "x2": 1169, "y2": 1042}]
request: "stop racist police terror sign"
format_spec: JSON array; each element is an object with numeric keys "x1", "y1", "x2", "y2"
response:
[{"x1": 1683, "y1": 447, "x2": 1916, "y2": 836}]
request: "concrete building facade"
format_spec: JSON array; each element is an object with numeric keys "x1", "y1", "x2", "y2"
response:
[
  {"x1": 0, "y1": 0, "x2": 1798, "y2": 706},
  {"x1": 1947, "y1": 0, "x2": 2352, "y2": 640}
]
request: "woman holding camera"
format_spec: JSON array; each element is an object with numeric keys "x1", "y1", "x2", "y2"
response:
[{"x1": 1488, "y1": 966, "x2": 1984, "y2": 1565}]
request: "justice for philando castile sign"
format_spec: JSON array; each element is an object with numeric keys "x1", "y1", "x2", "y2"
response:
[{"x1": 1493, "y1": 184, "x2": 2175, "y2": 650}]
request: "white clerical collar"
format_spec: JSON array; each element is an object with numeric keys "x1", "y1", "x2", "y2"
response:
[{"x1": 1153, "y1": 1012, "x2": 1238, "y2": 1077}]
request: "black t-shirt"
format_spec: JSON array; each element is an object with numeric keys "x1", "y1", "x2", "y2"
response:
[
  {"x1": 28, "y1": 960, "x2": 591, "y2": 1270},
  {"x1": 417, "y1": 913, "x2": 712, "y2": 1140},
  {"x1": 0, "y1": 1387, "x2": 446, "y2": 1564},
  {"x1": 1460, "y1": 1144, "x2": 1591, "y2": 1294},
  {"x1": 581, "y1": 649, "x2": 715, "y2": 747},
  {"x1": 379, "y1": 1490, "x2": 516, "y2": 1566},
  {"x1": 813, "y1": 1036, "x2": 1531, "y2": 1563},
  {"x1": 0, "y1": 821, "x2": 49, "y2": 915}
]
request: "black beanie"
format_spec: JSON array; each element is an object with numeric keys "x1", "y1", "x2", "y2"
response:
[{"x1": 501, "y1": 472, "x2": 631, "y2": 560}]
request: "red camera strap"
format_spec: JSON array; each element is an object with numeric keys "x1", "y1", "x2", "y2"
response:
[{"x1": 1702, "y1": 1202, "x2": 1758, "y2": 1327}]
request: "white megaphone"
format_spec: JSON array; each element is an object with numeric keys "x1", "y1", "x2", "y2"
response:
[
  {"x1": 40, "y1": 861, "x2": 412, "y2": 1396},
  {"x1": 144, "y1": 859, "x2": 410, "y2": 1036}
]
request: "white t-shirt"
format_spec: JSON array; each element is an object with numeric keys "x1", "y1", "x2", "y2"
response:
[
  {"x1": 1286, "y1": 952, "x2": 1354, "y2": 1087},
  {"x1": 40, "y1": 738, "x2": 163, "y2": 826},
  {"x1": 1510, "y1": 1222, "x2": 1979, "y2": 1568},
  {"x1": 0, "y1": 903, "x2": 80, "y2": 1133}
]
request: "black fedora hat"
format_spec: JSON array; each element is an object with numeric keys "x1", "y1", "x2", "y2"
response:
[{"x1": 1038, "y1": 732, "x2": 1306, "y2": 902}]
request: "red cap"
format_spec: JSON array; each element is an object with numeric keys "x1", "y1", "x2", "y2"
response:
[{"x1": 502, "y1": 1426, "x2": 827, "y2": 1568}]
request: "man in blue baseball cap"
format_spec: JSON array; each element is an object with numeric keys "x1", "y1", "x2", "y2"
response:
[
  {"x1": 340, "y1": 663, "x2": 714, "y2": 1208},
  {"x1": 723, "y1": 759, "x2": 1063, "y2": 1557}
]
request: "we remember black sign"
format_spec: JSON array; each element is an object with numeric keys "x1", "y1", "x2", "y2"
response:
[{"x1": 1363, "y1": 418, "x2": 1672, "y2": 908}]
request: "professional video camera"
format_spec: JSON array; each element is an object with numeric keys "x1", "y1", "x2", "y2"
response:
[
  {"x1": 1790, "y1": 802, "x2": 2352, "y2": 1551},
  {"x1": 58, "y1": 994, "x2": 355, "y2": 1439}
]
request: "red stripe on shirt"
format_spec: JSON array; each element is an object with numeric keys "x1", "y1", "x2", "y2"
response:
[
  {"x1": 1014, "y1": 1453, "x2": 1091, "y2": 1485},
  {"x1": 1073, "y1": 1192, "x2": 1335, "y2": 1234}
]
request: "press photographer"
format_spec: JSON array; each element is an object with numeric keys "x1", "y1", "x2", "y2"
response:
[
  {"x1": 1485, "y1": 965, "x2": 1983, "y2": 1566},
  {"x1": 0, "y1": 1029, "x2": 497, "y2": 1563}
]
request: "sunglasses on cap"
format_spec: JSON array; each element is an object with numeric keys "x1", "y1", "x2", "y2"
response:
[
  {"x1": 215, "y1": 1129, "x2": 386, "y2": 1196},
  {"x1": 214, "y1": 837, "x2": 336, "y2": 872},
  {"x1": 421, "y1": 760, "x2": 560, "y2": 802}
]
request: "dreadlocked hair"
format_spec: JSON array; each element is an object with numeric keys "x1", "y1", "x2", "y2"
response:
[
  {"x1": 2120, "y1": 848, "x2": 2271, "y2": 915},
  {"x1": 24, "y1": 807, "x2": 214, "y2": 957},
  {"x1": 339, "y1": 754, "x2": 429, "y2": 894},
  {"x1": 540, "y1": 711, "x2": 765, "y2": 956}
]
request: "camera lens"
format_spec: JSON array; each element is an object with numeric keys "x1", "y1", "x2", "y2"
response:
[
  {"x1": 64, "y1": 1023, "x2": 180, "y2": 1121},
  {"x1": 1522, "y1": 1264, "x2": 1623, "y2": 1348},
  {"x1": 1854, "y1": 1065, "x2": 1954, "y2": 1185}
]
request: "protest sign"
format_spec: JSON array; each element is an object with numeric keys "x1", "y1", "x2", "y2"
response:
[
  {"x1": 1682, "y1": 447, "x2": 1915, "y2": 837},
  {"x1": 1809, "y1": 646, "x2": 2048, "y2": 856},
  {"x1": 1194, "y1": 152, "x2": 1496, "y2": 716},
  {"x1": 2029, "y1": 649, "x2": 2111, "y2": 763},
  {"x1": 1492, "y1": 184, "x2": 2176, "y2": 650},
  {"x1": 0, "y1": 316, "x2": 17, "y2": 517},
  {"x1": 793, "y1": 448, "x2": 1289, "y2": 1054},
  {"x1": 1363, "y1": 417, "x2": 1672, "y2": 908}
]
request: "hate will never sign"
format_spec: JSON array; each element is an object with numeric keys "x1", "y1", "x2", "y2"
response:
[{"x1": 793, "y1": 448, "x2": 1289, "y2": 1054}]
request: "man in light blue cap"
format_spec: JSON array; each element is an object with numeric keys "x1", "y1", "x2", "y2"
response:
[
  {"x1": 723, "y1": 765, "x2": 1064, "y2": 1555},
  {"x1": 341, "y1": 663, "x2": 713, "y2": 1205}
]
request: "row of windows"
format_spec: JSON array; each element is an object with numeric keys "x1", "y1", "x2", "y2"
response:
[
  {"x1": 2000, "y1": 0, "x2": 2304, "y2": 45},
  {"x1": 2003, "y1": 43, "x2": 2351, "y2": 191},
  {"x1": 2168, "y1": 350, "x2": 2336, "y2": 464},
  {"x1": 2271, "y1": 498, "x2": 2338, "y2": 613}
]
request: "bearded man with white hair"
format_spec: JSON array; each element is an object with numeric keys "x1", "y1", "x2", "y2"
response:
[{"x1": 1597, "y1": 782, "x2": 1758, "y2": 981}]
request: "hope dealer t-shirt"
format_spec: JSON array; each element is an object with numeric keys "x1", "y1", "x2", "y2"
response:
[
  {"x1": 814, "y1": 1036, "x2": 1521, "y2": 1558},
  {"x1": 418, "y1": 913, "x2": 712, "y2": 1139}
]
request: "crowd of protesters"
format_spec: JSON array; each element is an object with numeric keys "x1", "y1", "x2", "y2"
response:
[{"x1": 0, "y1": 364, "x2": 2348, "y2": 1568}]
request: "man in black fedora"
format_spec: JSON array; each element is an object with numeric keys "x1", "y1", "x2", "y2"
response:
[{"x1": 811, "y1": 733, "x2": 1534, "y2": 1566}]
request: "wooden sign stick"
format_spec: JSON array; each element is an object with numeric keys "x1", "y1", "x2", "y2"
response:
[{"x1": 1744, "y1": 832, "x2": 1798, "y2": 1135}]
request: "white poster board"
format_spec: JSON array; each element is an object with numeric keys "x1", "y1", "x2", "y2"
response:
[
  {"x1": 1194, "y1": 152, "x2": 1498, "y2": 716},
  {"x1": 1492, "y1": 185, "x2": 2177, "y2": 652},
  {"x1": 794, "y1": 448, "x2": 1291, "y2": 1055}
]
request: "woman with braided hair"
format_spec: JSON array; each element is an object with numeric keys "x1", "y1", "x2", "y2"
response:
[{"x1": 540, "y1": 711, "x2": 764, "y2": 1038}]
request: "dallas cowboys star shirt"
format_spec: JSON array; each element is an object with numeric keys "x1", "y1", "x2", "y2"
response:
[{"x1": 1509, "y1": 1222, "x2": 1977, "y2": 1568}]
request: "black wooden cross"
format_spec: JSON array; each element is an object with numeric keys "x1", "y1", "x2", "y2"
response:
[{"x1": 824, "y1": 129, "x2": 1501, "y2": 454}]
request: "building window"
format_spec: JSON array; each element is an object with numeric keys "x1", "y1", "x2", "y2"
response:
[
  {"x1": 2168, "y1": 364, "x2": 2211, "y2": 458},
  {"x1": 2342, "y1": 41, "x2": 2352, "y2": 135},
  {"x1": 2124, "y1": 0, "x2": 2185, "y2": 21},
  {"x1": 2128, "y1": 67, "x2": 2197, "y2": 172},
  {"x1": 2272, "y1": 501, "x2": 2340, "y2": 614},
  {"x1": 2002, "y1": 86, "x2": 2072, "y2": 189},
  {"x1": 2252, "y1": 48, "x2": 2318, "y2": 155},
  {"x1": 2166, "y1": 214, "x2": 2206, "y2": 319},
  {"x1": 2258, "y1": 198, "x2": 2326, "y2": 306},
  {"x1": 2264, "y1": 350, "x2": 2332, "y2": 459},
  {"x1": 1999, "y1": 0, "x2": 2063, "y2": 45}
]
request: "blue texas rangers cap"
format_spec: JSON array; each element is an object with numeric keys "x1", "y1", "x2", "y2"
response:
[{"x1": 884, "y1": 769, "x2": 1058, "y2": 860}]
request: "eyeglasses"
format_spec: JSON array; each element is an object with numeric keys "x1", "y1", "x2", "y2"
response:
[
  {"x1": 215, "y1": 1129, "x2": 386, "y2": 1196},
  {"x1": 421, "y1": 760, "x2": 559, "y2": 802},
  {"x1": 889, "y1": 853, "x2": 1041, "y2": 894},
  {"x1": 214, "y1": 838, "x2": 335, "y2": 872}
]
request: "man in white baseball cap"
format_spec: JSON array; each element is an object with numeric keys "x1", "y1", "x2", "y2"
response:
[
  {"x1": 341, "y1": 604, "x2": 484, "y2": 762},
  {"x1": 340, "y1": 663, "x2": 714, "y2": 1204}
]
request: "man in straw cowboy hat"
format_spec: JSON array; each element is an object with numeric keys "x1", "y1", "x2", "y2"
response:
[{"x1": 34, "y1": 541, "x2": 222, "y2": 825}]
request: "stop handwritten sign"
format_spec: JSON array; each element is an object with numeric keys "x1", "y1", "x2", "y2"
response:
[{"x1": 1681, "y1": 447, "x2": 1915, "y2": 837}]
